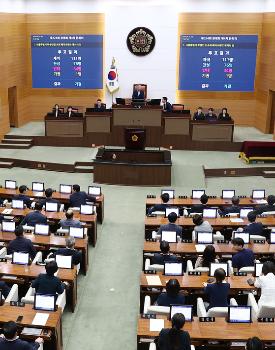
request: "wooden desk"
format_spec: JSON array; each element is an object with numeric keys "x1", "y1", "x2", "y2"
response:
[
  {"x1": 0, "y1": 208, "x2": 98, "y2": 247},
  {"x1": 0, "y1": 304, "x2": 63, "y2": 350},
  {"x1": 0, "y1": 188, "x2": 104, "y2": 224},
  {"x1": 163, "y1": 116, "x2": 190, "y2": 136},
  {"x1": 44, "y1": 115, "x2": 84, "y2": 137},
  {"x1": 0, "y1": 232, "x2": 89, "y2": 275},
  {"x1": 190, "y1": 120, "x2": 234, "y2": 142},
  {"x1": 0, "y1": 262, "x2": 77, "y2": 312},
  {"x1": 137, "y1": 317, "x2": 275, "y2": 343}
]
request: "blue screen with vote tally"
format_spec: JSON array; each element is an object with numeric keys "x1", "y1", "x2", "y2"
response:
[
  {"x1": 179, "y1": 34, "x2": 258, "y2": 92},
  {"x1": 31, "y1": 34, "x2": 103, "y2": 89}
]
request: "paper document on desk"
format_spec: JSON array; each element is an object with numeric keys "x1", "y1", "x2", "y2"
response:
[
  {"x1": 255, "y1": 200, "x2": 267, "y2": 204},
  {"x1": 150, "y1": 319, "x2": 164, "y2": 332},
  {"x1": 146, "y1": 275, "x2": 162, "y2": 286},
  {"x1": 21, "y1": 327, "x2": 42, "y2": 336},
  {"x1": 2, "y1": 209, "x2": 12, "y2": 215},
  {"x1": 195, "y1": 244, "x2": 206, "y2": 253},
  {"x1": 230, "y1": 218, "x2": 244, "y2": 223},
  {"x1": 32, "y1": 313, "x2": 49, "y2": 326}
]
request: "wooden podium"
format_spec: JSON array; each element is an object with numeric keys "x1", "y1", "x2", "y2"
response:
[{"x1": 124, "y1": 128, "x2": 146, "y2": 150}]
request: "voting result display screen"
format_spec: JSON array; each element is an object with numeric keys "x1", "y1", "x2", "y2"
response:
[
  {"x1": 31, "y1": 35, "x2": 103, "y2": 89},
  {"x1": 179, "y1": 35, "x2": 258, "y2": 91}
]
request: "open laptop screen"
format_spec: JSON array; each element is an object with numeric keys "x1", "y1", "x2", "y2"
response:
[
  {"x1": 34, "y1": 294, "x2": 56, "y2": 311},
  {"x1": 88, "y1": 186, "x2": 101, "y2": 196},
  {"x1": 209, "y1": 262, "x2": 229, "y2": 277},
  {"x1": 5, "y1": 180, "x2": 16, "y2": 189},
  {"x1": 69, "y1": 227, "x2": 84, "y2": 239},
  {"x1": 228, "y1": 306, "x2": 252, "y2": 323},
  {"x1": 192, "y1": 190, "x2": 205, "y2": 199},
  {"x1": 32, "y1": 182, "x2": 44, "y2": 192},
  {"x1": 59, "y1": 184, "x2": 72, "y2": 194},
  {"x1": 170, "y1": 305, "x2": 193, "y2": 321},
  {"x1": 239, "y1": 208, "x2": 253, "y2": 218},
  {"x1": 35, "y1": 224, "x2": 49, "y2": 236},
  {"x1": 222, "y1": 190, "x2": 235, "y2": 199},
  {"x1": 161, "y1": 189, "x2": 175, "y2": 199},
  {"x1": 12, "y1": 200, "x2": 24, "y2": 209},
  {"x1": 252, "y1": 190, "x2": 265, "y2": 199},
  {"x1": 80, "y1": 205, "x2": 94, "y2": 215},
  {"x1": 197, "y1": 232, "x2": 213, "y2": 244},
  {"x1": 270, "y1": 231, "x2": 275, "y2": 244},
  {"x1": 12, "y1": 252, "x2": 29, "y2": 265},
  {"x1": 2, "y1": 221, "x2": 15, "y2": 232},
  {"x1": 45, "y1": 202, "x2": 58, "y2": 212},
  {"x1": 161, "y1": 231, "x2": 177, "y2": 243},
  {"x1": 164, "y1": 262, "x2": 183, "y2": 276},
  {"x1": 55, "y1": 255, "x2": 73, "y2": 269},
  {"x1": 165, "y1": 207, "x2": 179, "y2": 218},
  {"x1": 254, "y1": 263, "x2": 263, "y2": 277},
  {"x1": 233, "y1": 231, "x2": 250, "y2": 244},
  {"x1": 203, "y1": 208, "x2": 217, "y2": 218}
]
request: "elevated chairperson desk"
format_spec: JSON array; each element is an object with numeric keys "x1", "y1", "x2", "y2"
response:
[
  {"x1": 93, "y1": 148, "x2": 172, "y2": 186},
  {"x1": 190, "y1": 119, "x2": 234, "y2": 142},
  {"x1": 45, "y1": 115, "x2": 84, "y2": 137},
  {"x1": 239, "y1": 141, "x2": 275, "y2": 163}
]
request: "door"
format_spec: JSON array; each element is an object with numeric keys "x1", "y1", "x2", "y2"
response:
[{"x1": 8, "y1": 86, "x2": 18, "y2": 127}]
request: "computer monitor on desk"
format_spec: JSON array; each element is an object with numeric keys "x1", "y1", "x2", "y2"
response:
[
  {"x1": 115, "y1": 98, "x2": 125, "y2": 105},
  {"x1": 131, "y1": 99, "x2": 146, "y2": 108}
]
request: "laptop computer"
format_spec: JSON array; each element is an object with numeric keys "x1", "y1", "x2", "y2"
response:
[
  {"x1": 270, "y1": 231, "x2": 275, "y2": 244},
  {"x1": 161, "y1": 189, "x2": 175, "y2": 199},
  {"x1": 12, "y1": 200, "x2": 24, "y2": 209},
  {"x1": 45, "y1": 202, "x2": 58, "y2": 212},
  {"x1": 161, "y1": 231, "x2": 177, "y2": 243},
  {"x1": 115, "y1": 98, "x2": 125, "y2": 105},
  {"x1": 164, "y1": 262, "x2": 183, "y2": 276},
  {"x1": 170, "y1": 305, "x2": 193, "y2": 321},
  {"x1": 192, "y1": 190, "x2": 205, "y2": 199},
  {"x1": 233, "y1": 231, "x2": 250, "y2": 244},
  {"x1": 69, "y1": 227, "x2": 85, "y2": 239},
  {"x1": 12, "y1": 252, "x2": 29, "y2": 265},
  {"x1": 209, "y1": 262, "x2": 229, "y2": 277},
  {"x1": 35, "y1": 224, "x2": 50, "y2": 236},
  {"x1": 228, "y1": 306, "x2": 252, "y2": 323},
  {"x1": 222, "y1": 190, "x2": 235, "y2": 199},
  {"x1": 88, "y1": 186, "x2": 101, "y2": 196},
  {"x1": 239, "y1": 208, "x2": 254, "y2": 218},
  {"x1": 34, "y1": 294, "x2": 56, "y2": 312},
  {"x1": 196, "y1": 232, "x2": 213, "y2": 244},
  {"x1": 252, "y1": 189, "x2": 265, "y2": 200},
  {"x1": 2, "y1": 220, "x2": 15, "y2": 232},
  {"x1": 254, "y1": 262, "x2": 263, "y2": 277},
  {"x1": 5, "y1": 180, "x2": 16, "y2": 189},
  {"x1": 59, "y1": 184, "x2": 72, "y2": 194},
  {"x1": 55, "y1": 255, "x2": 73, "y2": 269},
  {"x1": 165, "y1": 207, "x2": 179, "y2": 218},
  {"x1": 80, "y1": 205, "x2": 94, "y2": 215},
  {"x1": 32, "y1": 182, "x2": 44, "y2": 192},
  {"x1": 203, "y1": 208, "x2": 217, "y2": 218}
]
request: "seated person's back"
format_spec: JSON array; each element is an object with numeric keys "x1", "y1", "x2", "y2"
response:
[
  {"x1": 189, "y1": 194, "x2": 209, "y2": 214},
  {"x1": 219, "y1": 196, "x2": 240, "y2": 215},
  {"x1": 232, "y1": 237, "x2": 255, "y2": 270},
  {"x1": 152, "y1": 241, "x2": 178, "y2": 265},
  {"x1": 69, "y1": 184, "x2": 96, "y2": 207},
  {"x1": 255, "y1": 195, "x2": 275, "y2": 215},
  {"x1": 7, "y1": 226, "x2": 36, "y2": 260},
  {"x1": 59, "y1": 209, "x2": 82, "y2": 228},
  {"x1": 192, "y1": 214, "x2": 213, "y2": 235},
  {"x1": 54, "y1": 236, "x2": 82, "y2": 265},
  {"x1": 20, "y1": 202, "x2": 47, "y2": 227},
  {"x1": 204, "y1": 268, "x2": 230, "y2": 309},
  {"x1": 32, "y1": 261, "x2": 64, "y2": 295},
  {"x1": 157, "y1": 212, "x2": 182, "y2": 237},
  {"x1": 148, "y1": 193, "x2": 170, "y2": 215},
  {"x1": 13, "y1": 185, "x2": 31, "y2": 208},
  {"x1": 243, "y1": 211, "x2": 263, "y2": 235},
  {"x1": 156, "y1": 279, "x2": 185, "y2": 306},
  {"x1": 195, "y1": 245, "x2": 216, "y2": 269},
  {"x1": 39, "y1": 188, "x2": 60, "y2": 209}
]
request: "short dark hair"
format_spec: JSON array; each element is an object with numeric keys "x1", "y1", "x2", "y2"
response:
[
  {"x1": 166, "y1": 279, "x2": 180, "y2": 297},
  {"x1": 214, "y1": 268, "x2": 226, "y2": 283},
  {"x1": 246, "y1": 337, "x2": 264, "y2": 350},
  {"x1": 97, "y1": 98, "x2": 102, "y2": 102},
  {"x1": 267, "y1": 195, "x2": 275, "y2": 206},
  {"x1": 160, "y1": 240, "x2": 170, "y2": 254},
  {"x1": 200, "y1": 194, "x2": 209, "y2": 204},
  {"x1": 3, "y1": 321, "x2": 17, "y2": 340},
  {"x1": 162, "y1": 97, "x2": 168, "y2": 101},
  {"x1": 65, "y1": 209, "x2": 74, "y2": 219},
  {"x1": 35, "y1": 202, "x2": 43, "y2": 211},
  {"x1": 247, "y1": 211, "x2": 256, "y2": 223},
  {"x1": 161, "y1": 193, "x2": 170, "y2": 203},
  {"x1": 73, "y1": 184, "x2": 80, "y2": 192},
  {"x1": 232, "y1": 196, "x2": 240, "y2": 206},
  {"x1": 193, "y1": 214, "x2": 203, "y2": 226},
  {"x1": 208, "y1": 108, "x2": 214, "y2": 111},
  {"x1": 262, "y1": 261, "x2": 275, "y2": 276},
  {"x1": 171, "y1": 313, "x2": 185, "y2": 330},
  {"x1": 198, "y1": 107, "x2": 203, "y2": 110},
  {"x1": 15, "y1": 226, "x2": 23, "y2": 237},
  {"x1": 45, "y1": 260, "x2": 58, "y2": 276},
  {"x1": 222, "y1": 107, "x2": 228, "y2": 112},
  {"x1": 232, "y1": 237, "x2": 244, "y2": 247},
  {"x1": 68, "y1": 105, "x2": 72, "y2": 109},
  {"x1": 45, "y1": 188, "x2": 53, "y2": 198},
  {"x1": 19, "y1": 185, "x2": 27, "y2": 194},
  {"x1": 168, "y1": 212, "x2": 177, "y2": 223}
]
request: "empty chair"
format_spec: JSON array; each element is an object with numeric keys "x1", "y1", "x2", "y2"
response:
[
  {"x1": 143, "y1": 295, "x2": 170, "y2": 315},
  {"x1": 248, "y1": 293, "x2": 275, "y2": 321},
  {"x1": 4, "y1": 284, "x2": 19, "y2": 304}
]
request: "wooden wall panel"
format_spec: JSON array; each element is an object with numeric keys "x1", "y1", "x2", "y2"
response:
[{"x1": 177, "y1": 13, "x2": 263, "y2": 126}]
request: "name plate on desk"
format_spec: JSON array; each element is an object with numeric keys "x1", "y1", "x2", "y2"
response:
[
  {"x1": 258, "y1": 317, "x2": 274, "y2": 323},
  {"x1": 188, "y1": 271, "x2": 202, "y2": 276},
  {"x1": 10, "y1": 301, "x2": 25, "y2": 307},
  {"x1": 141, "y1": 314, "x2": 156, "y2": 319},
  {"x1": 182, "y1": 239, "x2": 192, "y2": 243},
  {"x1": 144, "y1": 270, "x2": 157, "y2": 274},
  {"x1": 199, "y1": 317, "x2": 215, "y2": 322},
  {"x1": 234, "y1": 272, "x2": 247, "y2": 276},
  {"x1": 253, "y1": 240, "x2": 265, "y2": 244}
]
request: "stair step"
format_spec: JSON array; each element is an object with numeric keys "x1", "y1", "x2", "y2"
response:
[
  {"x1": 0, "y1": 143, "x2": 32, "y2": 149},
  {"x1": 4, "y1": 135, "x2": 33, "y2": 140},
  {"x1": 2, "y1": 139, "x2": 33, "y2": 144},
  {"x1": 0, "y1": 162, "x2": 13, "y2": 168},
  {"x1": 263, "y1": 170, "x2": 275, "y2": 178}
]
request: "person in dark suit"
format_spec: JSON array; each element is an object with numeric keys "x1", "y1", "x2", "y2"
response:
[
  {"x1": 53, "y1": 236, "x2": 82, "y2": 265},
  {"x1": 0, "y1": 321, "x2": 43, "y2": 350},
  {"x1": 243, "y1": 211, "x2": 263, "y2": 236},
  {"x1": 232, "y1": 237, "x2": 255, "y2": 271},
  {"x1": 65, "y1": 106, "x2": 76, "y2": 118},
  {"x1": 69, "y1": 184, "x2": 96, "y2": 208},
  {"x1": 132, "y1": 85, "x2": 145, "y2": 100},
  {"x1": 189, "y1": 194, "x2": 209, "y2": 214},
  {"x1": 152, "y1": 241, "x2": 178, "y2": 265},
  {"x1": 157, "y1": 212, "x2": 182, "y2": 237},
  {"x1": 0, "y1": 281, "x2": 11, "y2": 299},
  {"x1": 193, "y1": 107, "x2": 205, "y2": 120},
  {"x1": 59, "y1": 209, "x2": 82, "y2": 228},
  {"x1": 7, "y1": 226, "x2": 36, "y2": 260},
  {"x1": 32, "y1": 260, "x2": 65, "y2": 295},
  {"x1": 94, "y1": 99, "x2": 106, "y2": 111},
  {"x1": 205, "y1": 108, "x2": 217, "y2": 120},
  {"x1": 162, "y1": 97, "x2": 172, "y2": 113},
  {"x1": 219, "y1": 196, "x2": 240, "y2": 216},
  {"x1": 255, "y1": 195, "x2": 275, "y2": 215},
  {"x1": 20, "y1": 202, "x2": 47, "y2": 227},
  {"x1": 246, "y1": 337, "x2": 264, "y2": 350},
  {"x1": 39, "y1": 188, "x2": 60, "y2": 210},
  {"x1": 218, "y1": 107, "x2": 231, "y2": 120},
  {"x1": 148, "y1": 193, "x2": 170, "y2": 215},
  {"x1": 158, "y1": 313, "x2": 191, "y2": 350},
  {"x1": 156, "y1": 279, "x2": 185, "y2": 306},
  {"x1": 13, "y1": 185, "x2": 31, "y2": 209},
  {"x1": 52, "y1": 104, "x2": 63, "y2": 118},
  {"x1": 203, "y1": 268, "x2": 230, "y2": 310}
]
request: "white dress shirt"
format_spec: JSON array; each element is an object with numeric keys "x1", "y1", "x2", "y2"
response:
[{"x1": 254, "y1": 272, "x2": 275, "y2": 307}]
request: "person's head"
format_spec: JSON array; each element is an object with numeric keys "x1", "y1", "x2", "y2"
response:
[
  {"x1": 160, "y1": 240, "x2": 170, "y2": 254},
  {"x1": 66, "y1": 236, "x2": 75, "y2": 249},
  {"x1": 208, "y1": 108, "x2": 214, "y2": 114},
  {"x1": 192, "y1": 214, "x2": 203, "y2": 226},
  {"x1": 246, "y1": 337, "x2": 264, "y2": 350},
  {"x1": 202, "y1": 245, "x2": 216, "y2": 267},
  {"x1": 45, "y1": 260, "x2": 58, "y2": 276},
  {"x1": 162, "y1": 97, "x2": 168, "y2": 103},
  {"x1": 197, "y1": 107, "x2": 203, "y2": 113},
  {"x1": 169, "y1": 313, "x2": 186, "y2": 348},
  {"x1": 262, "y1": 261, "x2": 275, "y2": 276},
  {"x1": 222, "y1": 107, "x2": 227, "y2": 114},
  {"x1": 67, "y1": 106, "x2": 73, "y2": 112},
  {"x1": 97, "y1": 98, "x2": 102, "y2": 104},
  {"x1": 247, "y1": 211, "x2": 257, "y2": 223},
  {"x1": 73, "y1": 184, "x2": 80, "y2": 193},
  {"x1": 214, "y1": 267, "x2": 226, "y2": 283},
  {"x1": 168, "y1": 212, "x2": 177, "y2": 224},
  {"x1": 200, "y1": 194, "x2": 209, "y2": 205},
  {"x1": 19, "y1": 185, "x2": 27, "y2": 194},
  {"x1": 45, "y1": 188, "x2": 53, "y2": 198},
  {"x1": 161, "y1": 192, "x2": 170, "y2": 204},
  {"x1": 166, "y1": 279, "x2": 180, "y2": 298},
  {"x1": 136, "y1": 84, "x2": 141, "y2": 91},
  {"x1": 232, "y1": 196, "x2": 240, "y2": 206},
  {"x1": 232, "y1": 237, "x2": 245, "y2": 250},
  {"x1": 15, "y1": 226, "x2": 24, "y2": 237},
  {"x1": 267, "y1": 194, "x2": 275, "y2": 206},
  {"x1": 35, "y1": 202, "x2": 43, "y2": 211},
  {"x1": 3, "y1": 321, "x2": 18, "y2": 340},
  {"x1": 65, "y1": 209, "x2": 74, "y2": 220},
  {"x1": 54, "y1": 104, "x2": 59, "y2": 109}
]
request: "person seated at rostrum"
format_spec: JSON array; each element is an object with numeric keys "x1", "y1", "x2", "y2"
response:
[
  {"x1": 205, "y1": 107, "x2": 217, "y2": 120},
  {"x1": 218, "y1": 107, "x2": 231, "y2": 120},
  {"x1": 94, "y1": 98, "x2": 106, "y2": 111},
  {"x1": 193, "y1": 106, "x2": 205, "y2": 120},
  {"x1": 156, "y1": 279, "x2": 185, "y2": 306}
]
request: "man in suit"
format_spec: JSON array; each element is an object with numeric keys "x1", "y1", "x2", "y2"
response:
[
  {"x1": 13, "y1": 185, "x2": 31, "y2": 208},
  {"x1": 7, "y1": 226, "x2": 36, "y2": 260},
  {"x1": 52, "y1": 104, "x2": 63, "y2": 118},
  {"x1": 255, "y1": 195, "x2": 275, "y2": 215},
  {"x1": 219, "y1": 196, "x2": 240, "y2": 216},
  {"x1": 94, "y1": 98, "x2": 106, "y2": 111},
  {"x1": 20, "y1": 202, "x2": 47, "y2": 227},
  {"x1": 39, "y1": 188, "x2": 60, "y2": 209},
  {"x1": 232, "y1": 237, "x2": 255, "y2": 271},
  {"x1": 0, "y1": 321, "x2": 43, "y2": 350},
  {"x1": 69, "y1": 184, "x2": 96, "y2": 208},
  {"x1": 151, "y1": 240, "x2": 178, "y2": 265},
  {"x1": 53, "y1": 237, "x2": 82, "y2": 266},
  {"x1": 193, "y1": 107, "x2": 205, "y2": 120},
  {"x1": 132, "y1": 85, "x2": 145, "y2": 100},
  {"x1": 157, "y1": 212, "x2": 182, "y2": 237},
  {"x1": 65, "y1": 106, "x2": 75, "y2": 118},
  {"x1": 243, "y1": 211, "x2": 263, "y2": 236},
  {"x1": 205, "y1": 108, "x2": 217, "y2": 120},
  {"x1": 32, "y1": 260, "x2": 65, "y2": 295},
  {"x1": 147, "y1": 193, "x2": 170, "y2": 215},
  {"x1": 162, "y1": 97, "x2": 172, "y2": 112},
  {"x1": 59, "y1": 209, "x2": 82, "y2": 228},
  {"x1": 189, "y1": 194, "x2": 209, "y2": 214}
]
